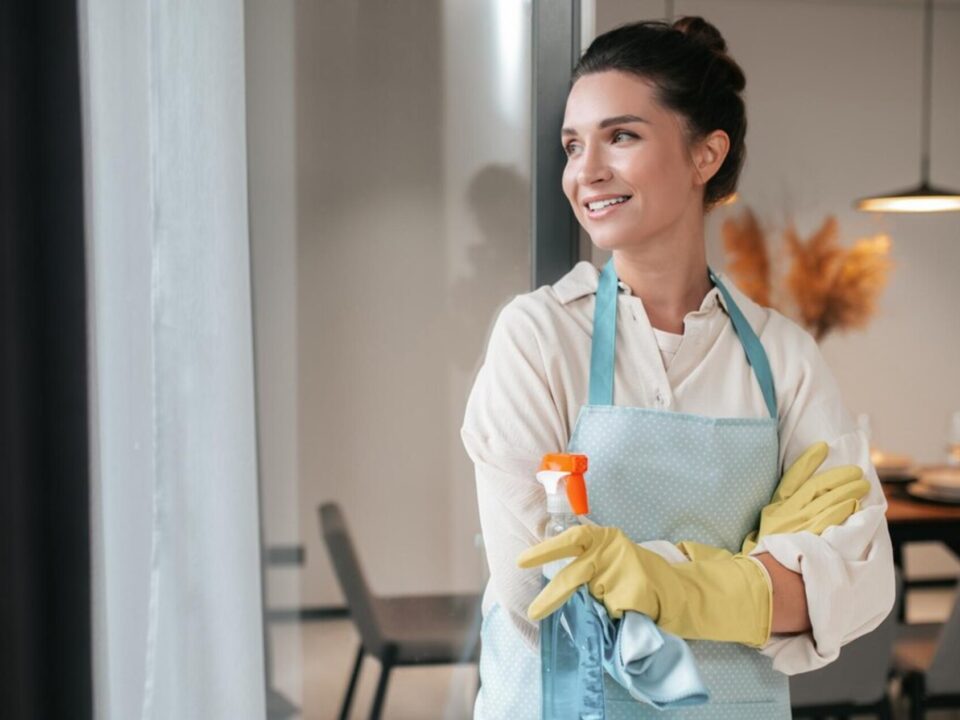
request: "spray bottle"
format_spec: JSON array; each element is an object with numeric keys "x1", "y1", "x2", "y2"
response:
[{"x1": 537, "y1": 453, "x2": 605, "y2": 720}]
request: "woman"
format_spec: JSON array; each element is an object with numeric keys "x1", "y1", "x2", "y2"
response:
[{"x1": 461, "y1": 17, "x2": 895, "y2": 719}]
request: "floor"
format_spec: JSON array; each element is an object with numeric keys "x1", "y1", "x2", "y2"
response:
[
  {"x1": 270, "y1": 543, "x2": 960, "y2": 719},
  {"x1": 272, "y1": 619, "x2": 478, "y2": 719}
]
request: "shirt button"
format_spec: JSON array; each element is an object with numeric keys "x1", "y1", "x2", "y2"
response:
[{"x1": 655, "y1": 390, "x2": 664, "y2": 407}]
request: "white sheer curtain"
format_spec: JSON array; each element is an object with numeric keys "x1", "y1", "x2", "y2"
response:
[{"x1": 80, "y1": 1, "x2": 266, "y2": 718}]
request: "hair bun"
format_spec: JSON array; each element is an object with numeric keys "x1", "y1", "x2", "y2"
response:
[
  {"x1": 672, "y1": 16, "x2": 727, "y2": 55},
  {"x1": 672, "y1": 15, "x2": 744, "y2": 92}
]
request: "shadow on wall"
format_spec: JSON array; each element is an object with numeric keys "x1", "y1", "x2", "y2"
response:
[{"x1": 448, "y1": 163, "x2": 532, "y2": 373}]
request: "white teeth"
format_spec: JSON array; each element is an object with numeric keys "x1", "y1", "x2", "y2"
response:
[{"x1": 587, "y1": 196, "x2": 629, "y2": 211}]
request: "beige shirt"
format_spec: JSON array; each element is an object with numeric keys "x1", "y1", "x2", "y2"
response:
[{"x1": 461, "y1": 261, "x2": 895, "y2": 675}]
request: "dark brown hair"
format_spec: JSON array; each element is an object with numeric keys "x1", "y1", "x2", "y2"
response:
[{"x1": 572, "y1": 17, "x2": 747, "y2": 209}]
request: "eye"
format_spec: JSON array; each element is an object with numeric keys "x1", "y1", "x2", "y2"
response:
[{"x1": 563, "y1": 130, "x2": 638, "y2": 157}]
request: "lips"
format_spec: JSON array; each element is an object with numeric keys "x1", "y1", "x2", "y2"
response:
[{"x1": 584, "y1": 195, "x2": 632, "y2": 219}]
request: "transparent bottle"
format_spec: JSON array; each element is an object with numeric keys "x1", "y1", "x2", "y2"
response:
[{"x1": 538, "y1": 453, "x2": 605, "y2": 720}]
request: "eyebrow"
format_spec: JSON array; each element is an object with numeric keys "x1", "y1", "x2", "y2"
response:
[{"x1": 561, "y1": 114, "x2": 651, "y2": 137}]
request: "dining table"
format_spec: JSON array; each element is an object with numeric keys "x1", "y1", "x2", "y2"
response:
[
  {"x1": 883, "y1": 480, "x2": 960, "y2": 568},
  {"x1": 882, "y1": 477, "x2": 960, "y2": 622}
]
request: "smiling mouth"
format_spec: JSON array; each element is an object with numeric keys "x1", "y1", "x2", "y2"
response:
[{"x1": 585, "y1": 196, "x2": 632, "y2": 217}]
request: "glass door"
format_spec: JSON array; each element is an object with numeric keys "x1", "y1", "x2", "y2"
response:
[{"x1": 245, "y1": 1, "x2": 558, "y2": 716}]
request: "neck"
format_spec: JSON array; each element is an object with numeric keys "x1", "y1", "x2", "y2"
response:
[{"x1": 610, "y1": 214, "x2": 712, "y2": 334}]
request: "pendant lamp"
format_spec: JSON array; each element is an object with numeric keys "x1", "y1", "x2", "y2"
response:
[{"x1": 855, "y1": 0, "x2": 960, "y2": 213}]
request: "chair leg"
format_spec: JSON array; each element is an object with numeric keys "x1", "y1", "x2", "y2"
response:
[
  {"x1": 338, "y1": 644, "x2": 364, "y2": 720},
  {"x1": 906, "y1": 673, "x2": 925, "y2": 720},
  {"x1": 369, "y1": 648, "x2": 395, "y2": 720},
  {"x1": 877, "y1": 695, "x2": 893, "y2": 720}
]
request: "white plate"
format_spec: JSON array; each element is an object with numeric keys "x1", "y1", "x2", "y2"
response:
[
  {"x1": 918, "y1": 483, "x2": 960, "y2": 500},
  {"x1": 906, "y1": 482, "x2": 960, "y2": 505},
  {"x1": 918, "y1": 467, "x2": 960, "y2": 490},
  {"x1": 916, "y1": 481, "x2": 960, "y2": 500}
]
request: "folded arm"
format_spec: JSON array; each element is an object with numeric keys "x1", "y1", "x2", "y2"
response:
[
  {"x1": 753, "y1": 327, "x2": 896, "y2": 673},
  {"x1": 754, "y1": 553, "x2": 809, "y2": 634},
  {"x1": 462, "y1": 300, "x2": 570, "y2": 648}
]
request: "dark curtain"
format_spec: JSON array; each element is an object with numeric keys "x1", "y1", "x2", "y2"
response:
[{"x1": 0, "y1": 0, "x2": 93, "y2": 718}]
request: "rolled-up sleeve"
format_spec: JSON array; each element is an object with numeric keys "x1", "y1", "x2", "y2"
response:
[
  {"x1": 461, "y1": 299, "x2": 569, "y2": 649},
  {"x1": 751, "y1": 324, "x2": 896, "y2": 674}
]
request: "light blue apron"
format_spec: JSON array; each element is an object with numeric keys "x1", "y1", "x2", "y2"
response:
[{"x1": 475, "y1": 259, "x2": 791, "y2": 719}]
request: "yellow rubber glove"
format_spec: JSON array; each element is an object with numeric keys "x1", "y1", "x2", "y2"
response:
[
  {"x1": 677, "y1": 442, "x2": 870, "y2": 562},
  {"x1": 518, "y1": 525, "x2": 773, "y2": 647}
]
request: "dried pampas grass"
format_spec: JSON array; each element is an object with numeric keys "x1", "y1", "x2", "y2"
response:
[
  {"x1": 722, "y1": 209, "x2": 771, "y2": 307},
  {"x1": 722, "y1": 208, "x2": 893, "y2": 342}
]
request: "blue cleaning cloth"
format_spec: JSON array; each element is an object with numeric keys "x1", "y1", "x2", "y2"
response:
[{"x1": 576, "y1": 590, "x2": 710, "y2": 709}]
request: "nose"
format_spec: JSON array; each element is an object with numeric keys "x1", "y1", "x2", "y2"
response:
[{"x1": 576, "y1": 143, "x2": 612, "y2": 186}]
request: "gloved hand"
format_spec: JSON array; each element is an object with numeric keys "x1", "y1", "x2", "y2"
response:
[
  {"x1": 518, "y1": 524, "x2": 772, "y2": 647},
  {"x1": 677, "y1": 441, "x2": 870, "y2": 562}
]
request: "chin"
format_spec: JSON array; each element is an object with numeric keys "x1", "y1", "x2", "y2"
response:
[{"x1": 585, "y1": 227, "x2": 642, "y2": 254}]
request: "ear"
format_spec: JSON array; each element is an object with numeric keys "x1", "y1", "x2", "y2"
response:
[{"x1": 691, "y1": 129, "x2": 730, "y2": 187}]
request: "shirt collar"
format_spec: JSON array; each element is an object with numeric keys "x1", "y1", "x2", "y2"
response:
[
  {"x1": 553, "y1": 260, "x2": 769, "y2": 336},
  {"x1": 550, "y1": 260, "x2": 768, "y2": 331},
  {"x1": 553, "y1": 261, "x2": 723, "y2": 312}
]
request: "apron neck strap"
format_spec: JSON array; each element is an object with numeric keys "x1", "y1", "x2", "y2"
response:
[
  {"x1": 588, "y1": 258, "x2": 619, "y2": 406},
  {"x1": 588, "y1": 258, "x2": 778, "y2": 420},
  {"x1": 708, "y1": 268, "x2": 778, "y2": 420}
]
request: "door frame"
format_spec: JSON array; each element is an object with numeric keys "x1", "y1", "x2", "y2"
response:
[{"x1": 531, "y1": 0, "x2": 582, "y2": 288}]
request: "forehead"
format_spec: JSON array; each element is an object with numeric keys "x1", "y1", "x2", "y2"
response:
[{"x1": 563, "y1": 70, "x2": 663, "y2": 128}]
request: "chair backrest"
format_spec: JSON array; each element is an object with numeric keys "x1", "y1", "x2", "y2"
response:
[
  {"x1": 926, "y1": 589, "x2": 960, "y2": 695},
  {"x1": 790, "y1": 568, "x2": 903, "y2": 706},
  {"x1": 318, "y1": 503, "x2": 385, "y2": 653}
]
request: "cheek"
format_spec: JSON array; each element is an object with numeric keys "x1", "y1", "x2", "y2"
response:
[
  {"x1": 647, "y1": 149, "x2": 691, "y2": 191},
  {"x1": 561, "y1": 167, "x2": 579, "y2": 207},
  {"x1": 621, "y1": 153, "x2": 663, "y2": 187}
]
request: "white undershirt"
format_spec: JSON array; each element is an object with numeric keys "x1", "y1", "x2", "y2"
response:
[{"x1": 651, "y1": 326, "x2": 683, "y2": 371}]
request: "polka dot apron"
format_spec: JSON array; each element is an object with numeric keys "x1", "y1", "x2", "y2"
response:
[{"x1": 475, "y1": 258, "x2": 791, "y2": 719}]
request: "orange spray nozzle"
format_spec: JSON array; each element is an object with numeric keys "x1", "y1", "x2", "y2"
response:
[
  {"x1": 564, "y1": 472, "x2": 589, "y2": 515},
  {"x1": 539, "y1": 453, "x2": 588, "y2": 474},
  {"x1": 539, "y1": 453, "x2": 590, "y2": 515}
]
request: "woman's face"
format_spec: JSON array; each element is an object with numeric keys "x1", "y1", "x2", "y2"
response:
[{"x1": 561, "y1": 70, "x2": 705, "y2": 252}]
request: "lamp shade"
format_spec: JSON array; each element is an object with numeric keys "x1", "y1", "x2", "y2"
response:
[
  {"x1": 854, "y1": 0, "x2": 960, "y2": 214},
  {"x1": 855, "y1": 181, "x2": 960, "y2": 213}
]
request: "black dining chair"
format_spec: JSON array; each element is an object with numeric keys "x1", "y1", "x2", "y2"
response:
[{"x1": 318, "y1": 502, "x2": 482, "y2": 720}]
